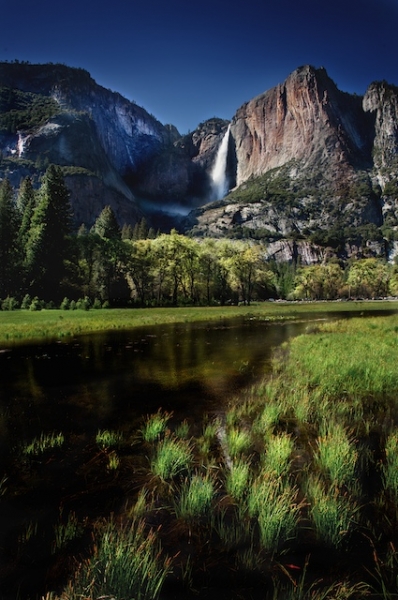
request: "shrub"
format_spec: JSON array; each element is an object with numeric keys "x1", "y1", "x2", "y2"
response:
[
  {"x1": 21, "y1": 293, "x2": 31, "y2": 309},
  {"x1": 60, "y1": 297, "x2": 70, "y2": 310},
  {"x1": 1, "y1": 296, "x2": 19, "y2": 310}
]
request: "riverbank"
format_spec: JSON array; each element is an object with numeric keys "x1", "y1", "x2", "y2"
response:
[
  {"x1": 40, "y1": 310, "x2": 398, "y2": 598},
  {"x1": 1, "y1": 299, "x2": 398, "y2": 344}
]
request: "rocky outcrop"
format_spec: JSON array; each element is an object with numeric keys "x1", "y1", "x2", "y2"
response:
[
  {"x1": 230, "y1": 65, "x2": 372, "y2": 186},
  {"x1": 363, "y1": 81, "x2": 398, "y2": 174},
  {"x1": 0, "y1": 62, "x2": 192, "y2": 224}
]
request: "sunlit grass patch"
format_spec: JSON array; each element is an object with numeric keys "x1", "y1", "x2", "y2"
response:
[
  {"x1": 225, "y1": 426, "x2": 252, "y2": 459},
  {"x1": 60, "y1": 518, "x2": 171, "y2": 600},
  {"x1": 261, "y1": 432, "x2": 294, "y2": 478},
  {"x1": 96, "y1": 428, "x2": 124, "y2": 449},
  {"x1": 225, "y1": 457, "x2": 251, "y2": 501},
  {"x1": 305, "y1": 475, "x2": 357, "y2": 549},
  {"x1": 22, "y1": 431, "x2": 64, "y2": 456},
  {"x1": 315, "y1": 420, "x2": 358, "y2": 489},
  {"x1": 141, "y1": 410, "x2": 172, "y2": 443},
  {"x1": 150, "y1": 436, "x2": 193, "y2": 481},
  {"x1": 174, "y1": 473, "x2": 215, "y2": 520}
]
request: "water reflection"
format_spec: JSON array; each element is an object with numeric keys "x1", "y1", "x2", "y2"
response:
[{"x1": 1, "y1": 310, "x2": 396, "y2": 447}]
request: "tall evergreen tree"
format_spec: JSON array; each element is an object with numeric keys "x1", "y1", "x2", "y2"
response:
[
  {"x1": 25, "y1": 165, "x2": 73, "y2": 301},
  {"x1": 17, "y1": 176, "x2": 36, "y2": 250},
  {"x1": 92, "y1": 205, "x2": 120, "y2": 240},
  {"x1": 0, "y1": 178, "x2": 19, "y2": 297},
  {"x1": 91, "y1": 205, "x2": 128, "y2": 301}
]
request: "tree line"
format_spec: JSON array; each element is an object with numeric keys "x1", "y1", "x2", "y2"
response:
[{"x1": 1, "y1": 166, "x2": 398, "y2": 310}]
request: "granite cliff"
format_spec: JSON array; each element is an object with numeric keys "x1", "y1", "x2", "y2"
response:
[{"x1": 1, "y1": 61, "x2": 398, "y2": 257}]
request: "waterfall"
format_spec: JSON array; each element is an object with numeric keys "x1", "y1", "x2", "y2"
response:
[{"x1": 210, "y1": 124, "x2": 231, "y2": 200}]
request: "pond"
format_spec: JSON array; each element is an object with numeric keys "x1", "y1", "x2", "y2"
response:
[{"x1": 0, "y1": 309, "x2": 395, "y2": 598}]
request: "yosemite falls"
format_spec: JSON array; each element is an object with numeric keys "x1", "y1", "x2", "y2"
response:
[{"x1": 210, "y1": 124, "x2": 231, "y2": 200}]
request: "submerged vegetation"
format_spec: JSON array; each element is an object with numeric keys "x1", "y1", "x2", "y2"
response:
[{"x1": 3, "y1": 311, "x2": 398, "y2": 597}]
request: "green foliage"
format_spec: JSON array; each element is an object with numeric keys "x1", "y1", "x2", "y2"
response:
[
  {"x1": 25, "y1": 165, "x2": 73, "y2": 301},
  {"x1": 1, "y1": 296, "x2": 19, "y2": 310},
  {"x1": 0, "y1": 86, "x2": 60, "y2": 133}
]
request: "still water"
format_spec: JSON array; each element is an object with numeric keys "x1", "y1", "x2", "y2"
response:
[
  {"x1": 0, "y1": 315, "x2": 327, "y2": 450},
  {"x1": 0, "y1": 310, "x2": 396, "y2": 450}
]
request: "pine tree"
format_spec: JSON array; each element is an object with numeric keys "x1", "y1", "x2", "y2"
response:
[
  {"x1": 0, "y1": 178, "x2": 20, "y2": 297},
  {"x1": 92, "y1": 205, "x2": 120, "y2": 240},
  {"x1": 25, "y1": 165, "x2": 73, "y2": 301},
  {"x1": 17, "y1": 176, "x2": 36, "y2": 250}
]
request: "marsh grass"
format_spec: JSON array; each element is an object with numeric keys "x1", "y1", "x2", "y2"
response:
[
  {"x1": 150, "y1": 435, "x2": 193, "y2": 481},
  {"x1": 95, "y1": 428, "x2": 124, "y2": 449},
  {"x1": 225, "y1": 426, "x2": 252, "y2": 458},
  {"x1": 22, "y1": 431, "x2": 64, "y2": 456},
  {"x1": 315, "y1": 421, "x2": 358, "y2": 489},
  {"x1": 213, "y1": 506, "x2": 253, "y2": 550},
  {"x1": 174, "y1": 473, "x2": 215, "y2": 520},
  {"x1": 107, "y1": 450, "x2": 120, "y2": 470},
  {"x1": 306, "y1": 475, "x2": 357, "y2": 549},
  {"x1": 52, "y1": 511, "x2": 85, "y2": 554},
  {"x1": 225, "y1": 457, "x2": 251, "y2": 501},
  {"x1": 247, "y1": 475, "x2": 300, "y2": 553},
  {"x1": 175, "y1": 419, "x2": 190, "y2": 439},
  {"x1": 382, "y1": 432, "x2": 398, "y2": 501},
  {"x1": 141, "y1": 410, "x2": 171, "y2": 443},
  {"x1": 61, "y1": 517, "x2": 171, "y2": 600},
  {"x1": 262, "y1": 432, "x2": 294, "y2": 478}
]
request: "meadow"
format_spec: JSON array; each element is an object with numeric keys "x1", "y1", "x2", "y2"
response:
[
  {"x1": 0, "y1": 299, "x2": 397, "y2": 343},
  {"x1": 3, "y1": 303, "x2": 398, "y2": 598}
]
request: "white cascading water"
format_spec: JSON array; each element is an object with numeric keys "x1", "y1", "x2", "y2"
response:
[{"x1": 210, "y1": 124, "x2": 231, "y2": 200}]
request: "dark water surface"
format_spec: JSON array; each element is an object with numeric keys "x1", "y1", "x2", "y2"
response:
[
  {"x1": 0, "y1": 316, "x2": 316, "y2": 448},
  {"x1": 0, "y1": 309, "x2": 396, "y2": 598}
]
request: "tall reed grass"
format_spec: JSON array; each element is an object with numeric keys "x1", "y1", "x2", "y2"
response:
[{"x1": 60, "y1": 518, "x2": 171, "y2": 600}]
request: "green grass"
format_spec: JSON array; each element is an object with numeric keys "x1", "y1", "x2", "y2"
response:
[
  {"x1": 305, "y1": 475, "x2": 357, "y2": 549},
  {"x1": 1, "y1": 300, "x2": 397, "y2": 344},
  {"x1": 315, "y1": 421, "x2": 358, "y2": 489},
  {"x1": 96, "y1": 429, "x2": 124, "y2": 449},
  {"x1": 60, "y1": 518, "x2": 171, "y2": 600},
  {"x1": 150, "y1": 436, "x2": 193, "y2": 481},
  {"x1": 141, "y1": 410, "x2": 171, "y2": 443},
  {"x1": 22, "y1": 431, "x2": 64, "y2": 456},
  {"x1": 173, "y1": 473, "x2": 215, "y2": 520}
]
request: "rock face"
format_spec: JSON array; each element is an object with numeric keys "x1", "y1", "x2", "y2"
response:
[
  {"x1": 0, "y1": 62, "x2": 193, "y2": 226},
  {"x1": 187, "y1": 66, "x2": 398, "y2": 250},
  {"x1": 1, "y1": 61, "x2": 398, "y2": 246},
  {"x1": 231, "y1": 65, "x2": 372, "y2": 185}
]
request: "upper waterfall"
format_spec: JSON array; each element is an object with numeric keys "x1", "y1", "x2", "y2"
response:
[{"x1": 210, "y1": 124, "x2": 231, "y2": 200}]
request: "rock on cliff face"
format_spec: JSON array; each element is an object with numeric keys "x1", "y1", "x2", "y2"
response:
[
  {"x1": 363, "y1": 81, "x2": 398, "y2": 173},
  {"x1": 231, "y1": 65, "x2": 372, "y2": 186},
  {"x1": 0, "y1": 62, "x2": 193, "y2": 225}
]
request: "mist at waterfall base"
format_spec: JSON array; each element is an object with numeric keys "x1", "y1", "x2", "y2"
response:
[
  {"x1": 136, "y1": 126, "x2": 232, "y2": 227},
  {"x1": 210, "y1": 124, "x2": 231, "y2": 201}
]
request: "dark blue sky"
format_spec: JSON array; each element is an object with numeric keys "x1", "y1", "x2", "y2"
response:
[{"x1": 1, "y1": 0, "x2": 397, "y2": 133}]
